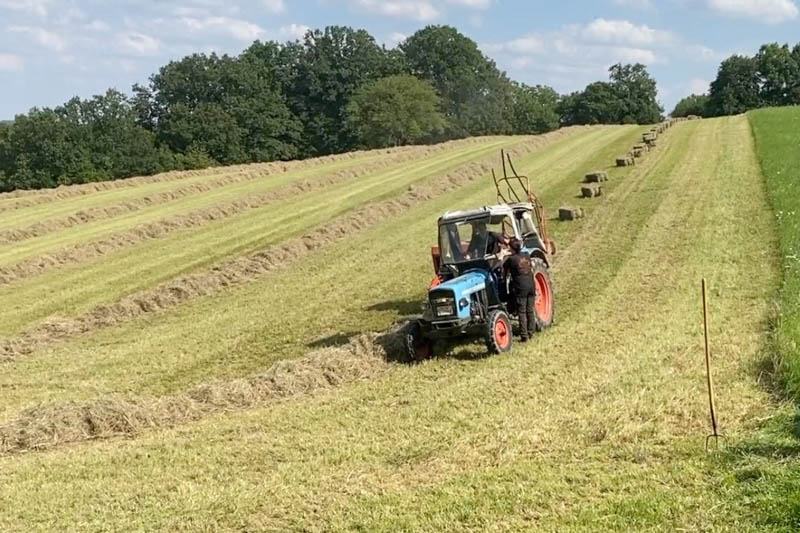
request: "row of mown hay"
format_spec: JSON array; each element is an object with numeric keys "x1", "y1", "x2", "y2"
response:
[
  {"x1": 0, "y1": 135, "x2": 506, "y2": 211},
  {"x1": 0, "y1": 136, "x2": 506, "y2": 246},
  {"x1": 0, "y1": 327, "x2": 407, "y2": 454},
  {"x1": 0, "y1": 128, "x2": 587, "y2": 361},
  {"x1": 564, "y1": 118, "x2": 678, "y2": 218}
]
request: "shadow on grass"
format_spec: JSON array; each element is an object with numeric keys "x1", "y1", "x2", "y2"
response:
[{"x1": 367, "y1": 299, "x2": 423, "y2": 316}]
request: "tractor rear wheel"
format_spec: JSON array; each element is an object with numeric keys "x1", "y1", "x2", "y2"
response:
[
  {"x1": 532, "y1": 258, "x2": 555, "y2": 331},
  {"x1": 485, "y1": 310, "x2": 513, "y2": 354},
  {"x1": 406, "y1": 320, "x2": 434, "y2": 362}
]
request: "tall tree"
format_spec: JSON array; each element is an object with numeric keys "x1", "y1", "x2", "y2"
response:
[
  {"x1": 284, "y1": 26, "x2": 396, "y2": 156},
  {"x1": 756, "y1": 43, "x2": 800, "y2": 106},
  {"x1": 346, "y1": 75, "x2": 447, "y2": 148},
  {"x1": 671, "y1": 93, "x2": 710, "y2": 118},
  {"x1": 558, "y1": 82, "x2": 622, "y2": 125},
  {"x1": 707, "y1": 55, "x2": 762, "y2": 116},
  {"x1": 511, "y1": 83, "x2": 560, "y2": 134},
  {"x1": 608, "y1": 63, "x2": 663, "y2": 124},
  {"x1": 401, "y1": 25, "x2": 514, "y2": 138}
]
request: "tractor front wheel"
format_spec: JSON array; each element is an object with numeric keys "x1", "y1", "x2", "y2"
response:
[
  {"x1": 406, "y1": 320, "x2": 434, "y2": 362},
  {"x1": 532, "y1": 258, "x2": 555, "y2": 331},
  {"x1": 485, "y1": 310, "x2": 513, "y2": 354}
]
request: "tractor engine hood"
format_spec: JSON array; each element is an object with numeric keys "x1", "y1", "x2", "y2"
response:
[{"x1": 428, "y1": 270, "x2": 488, "y2": 321}]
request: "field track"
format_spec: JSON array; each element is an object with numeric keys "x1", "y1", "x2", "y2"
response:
[{"x1": 0, "y1": 116, "x2": 787, "y2": 531}]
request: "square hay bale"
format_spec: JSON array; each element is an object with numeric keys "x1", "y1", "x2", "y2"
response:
[
  {"x1": 584, "y1": 171, "x2": 608, "y2": 183},
  {"x1": 632, "y1": 146, "x2": 644, "y2": 158},
  {"x1": 643, "y1": 133, "x2": 655, "y2": 143},
  {"x1": 645, "y1": 138, "x2": 658, "y2": 148},
  {"x1": 616, "y1": 155, "x2": 634, "y2": 167},
  {"x1": 581, "y1": 184, "x2": 602, "y2": 198},
  {"x1": 559, "y1": 206, "x2": 584, "y2": 221}
]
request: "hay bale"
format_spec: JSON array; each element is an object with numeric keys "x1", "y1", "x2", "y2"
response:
[
  {"x1": 632, "y1": 146, "x2": 644, "y2": 158},
  {"x1": 581, "y1": 184, "x2": 602, "y2": 198},
  {"x1": 584, "y1": 171, "x2": 608, "y2": 183},
  {"x1": 645, "y1": 137, "x2": 658, "y2": 148},
  {"x1": 559, "y1": 206, "x2": 584, "y2": 221},
  {"x1": 616, "y1": 155, "x2": 634, "y2": 167}
]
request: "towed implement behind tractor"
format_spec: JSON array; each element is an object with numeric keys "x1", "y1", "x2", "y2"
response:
[{"x1": 406, "y1": 151, "x2": 556, "y2": 360}]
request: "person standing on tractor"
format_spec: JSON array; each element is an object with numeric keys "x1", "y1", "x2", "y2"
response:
[{"x1": 504, "y1": 238, "x2": 535, "y2": 342}]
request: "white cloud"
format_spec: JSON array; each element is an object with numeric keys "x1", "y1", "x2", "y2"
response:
[
  {"x1": 277, "y1": 23, "x2": 309, "y2": 40},
  {"x1": 85, "y1": 20, "x2": 110, "y2": 32},
  {"x1": 0, "y1": 0, "x2": 50, "y2": 16},
  {"x1": 0, "y1": 53, "x2": 23, "y2": 71},
  {"x1": 262, "y1": 0, "x2": 287, "y2": 13},
  {"x1": 180, "y1": 16, "x2": 265, "y2": 42},
  {"x1": 117, "y1": 31, "x2": 161, "y2": 55},
  {"x1": 684, "y1": 44, "x2": 722, "y2": 62},
  {"x1": 612, "y1": 0, "x2": 654, "y2": 8},
  {"x1": 687, "y1": 77, "x2": 711, "y2": 94},
  {"x1": 581, "y1": 18, "x2": 676, "y2": 47},
  {"x1": 387, "y1": 32, "x2": 408, "y2": 46},
  {"x1": 707, "y1": 0, "x2": 799, "y2": 23},
  {"x1": 445, "y1": 0, "x2": 491, "y2": 7},
  {"x1": 9, "y1": 26, "x2": 66, "y2": 52},
  {"x1": 345, "y1": 0, "x2": 440, "y2": 20},
  {"x1": 485, "y1": 19, "x2": 670, "y2": 72}
]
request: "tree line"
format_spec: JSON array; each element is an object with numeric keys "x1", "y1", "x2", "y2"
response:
[
  {"x1": 672, "y1": 42, "x2": 800, "y2": 118},
  {"x1": 0, "y1": 25, "x2": 663, "y2": 192}
]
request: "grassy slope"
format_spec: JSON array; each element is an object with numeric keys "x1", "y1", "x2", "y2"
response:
[
  {"x1": 0, "y1": 126, "x2": 640, "y2": 421},
  {"x1": 0, "y1": 135, "x2": 540, "y2": 338},
  {"x1": 698, "y1": 108, "x2": 800, "y2": 531},
  {"x1": 0, "y1": 116, "x2": 790, "y2": 531}
]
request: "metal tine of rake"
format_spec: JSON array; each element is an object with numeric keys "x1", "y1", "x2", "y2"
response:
[{"x1": 702, "y1": 278, "x2": 726, "y2": 451}]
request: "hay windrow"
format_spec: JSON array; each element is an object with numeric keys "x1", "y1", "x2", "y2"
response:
[
  {"x1": 0, "y1": 128, "x2": 583, "y2": 361},
  {"x1": 0, "y1": 136, "x2": 505, "y2": 213},
  {"x1": 0, "y1": 137, "x2": 500, "y2": 246},
  {"x1": 0, "y1": 327, "x2": 407, "y2": 455}
]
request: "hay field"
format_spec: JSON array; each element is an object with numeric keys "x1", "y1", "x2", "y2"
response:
[{"x1": 0, "y1": 116, "x2": 795, "y2": 531}]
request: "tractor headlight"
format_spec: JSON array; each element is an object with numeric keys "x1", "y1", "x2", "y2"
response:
[
  {"x1": 459, "y1": 298, "x2": 469, "y2": 310},
  {"x1": 432, "y1": 297, "x2": 455, "y2": 317}
]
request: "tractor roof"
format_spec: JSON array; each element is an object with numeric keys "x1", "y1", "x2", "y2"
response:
[{"x1": 439, "y1": 203, "x2": 533, "y2": 223}]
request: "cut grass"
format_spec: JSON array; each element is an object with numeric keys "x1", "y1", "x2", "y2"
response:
[
  {"x1": 0, "y1": 116, "x2": 786, "y2": 531},
  {"x1": 0, "y1": 126, "x2": 641, "y2": 421}
]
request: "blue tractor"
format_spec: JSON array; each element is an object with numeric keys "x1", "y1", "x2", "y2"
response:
[{"x1": 406, "y1": 151, "x2": 556, "y2": 360}]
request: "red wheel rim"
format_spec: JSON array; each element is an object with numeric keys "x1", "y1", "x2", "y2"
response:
[
  {"x1": 534, "y1": 272, "x2": 552, "y2": 322},
  {"x1": 494, "y1": 318, "x2": 510, "y2": 349}
]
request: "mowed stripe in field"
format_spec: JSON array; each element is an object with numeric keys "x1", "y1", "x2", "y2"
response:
[
  {"x1": 0, "y1": 141, "x2": 436, "y2": 213},
  {"x1": 0, "y1": 137, "x2": 522, "y2": 276},
  {"x1": 0, "y1": 128, "x2": 612, "y2": 340},
  {"x1": 0, "y1": 117, "x2": 778, "y2": 531},
  {"x1": 0, "y1": 137, "x2": 509, "y2": 244},
  {"x1": 0, "y1": 126, "x2": 639, "y2": 425}
]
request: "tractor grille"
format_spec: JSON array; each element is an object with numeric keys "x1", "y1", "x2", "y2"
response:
[{"x1": 429, "y1": 289, "x2": 456, "y2": 318}]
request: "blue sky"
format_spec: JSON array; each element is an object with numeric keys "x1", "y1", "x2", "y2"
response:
[{"x1": 1, "y1": 0, "x2": 799, "y2": 119}]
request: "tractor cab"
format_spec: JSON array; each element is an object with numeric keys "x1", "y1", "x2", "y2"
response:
[{"x1": 406, "y1": 150, "x2": 556, "y2": 361}]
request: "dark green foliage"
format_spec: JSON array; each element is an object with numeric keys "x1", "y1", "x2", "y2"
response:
[
  {"x1": 700, "y1": 42, "x2": 800, "y2": 117},
  {"x1": 511, "y1": 83, "x2": 560, "y2": 134},
  {"x1": 756, "y1": 43, "x2": 800, "y2": 106},
  {"x1": 346, "y1": 75, "x2": 447, "y2": 148},
  {"x1": 708, "y1": 55, "x2": 761, "y2": 116},
  {"x1": 401, "y1": 25, "x2": 514, "y2": 137},
  {"x1": 559, "y1": 64, "x2": 662, "y2": 125},
  {"x1": 283, "y1": 26, "x2": 398, "y2": 155},
  {"x1": 671, "y1": 94, "x2": 710, "y2": 118},
  {"x1": 608, "y1": 63, "x2": 662, "y2": 124},
  {"x1": 0, "y1": 90, "x2": 165, "y2": 191}
]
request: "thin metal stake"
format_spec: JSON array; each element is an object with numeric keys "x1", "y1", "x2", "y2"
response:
[{"x1": 702, "y1": 278, "x2": 724, "y2": 450}]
